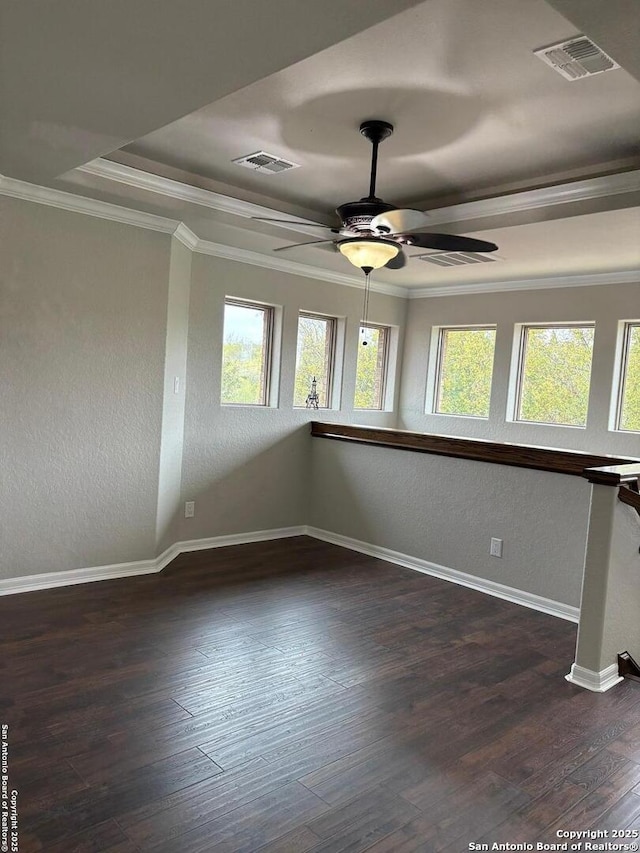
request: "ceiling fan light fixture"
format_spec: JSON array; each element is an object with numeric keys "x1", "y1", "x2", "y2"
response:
[{"x1": 338, "y1": 238, "x2": 399, "y2": 271}]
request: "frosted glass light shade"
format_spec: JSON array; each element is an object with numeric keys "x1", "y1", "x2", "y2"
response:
[{"x1": 338, "y1": 238, "x2": 399, "y2": 270}]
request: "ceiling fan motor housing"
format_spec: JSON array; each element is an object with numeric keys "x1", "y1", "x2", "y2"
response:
[{"x1": 336, "y1": 198, "x2": 396, "y2": 233}]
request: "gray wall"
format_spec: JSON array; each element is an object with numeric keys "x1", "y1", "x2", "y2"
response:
[
  {"x1": 600, "y1": 498, "x2": 640, "y2": 666},
  {"x1": 400, "y1": 283, "x2": 640, "y2": 458},
  {"x1": 155, "y1": 237, "x2": 192, "y2": 554},
  {"x1": 309, "y1": 281, "x2": 640, "y2": 610},
  {"x1": 309, "y1": 439, "x2": 591, "y2": 607},
  {"x1": 2, "y1": 193, "x2": 638, "y2": 631},
  {"x1": 176, "y1": 253, "x2": 406, "y2": 543},
  {"x1": 575, "y1": 486, "x2": 640, "y2": 671},
  {"x1": 1, "y1": 198, "x2": 406, "y2": 578},
  {"x1": 1, "y1": 197, "x2": 170, "y2": 577}
]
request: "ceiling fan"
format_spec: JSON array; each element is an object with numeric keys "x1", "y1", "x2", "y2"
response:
[{"x1": 253, "y1": 120, "x2": 498, "y2": 273}]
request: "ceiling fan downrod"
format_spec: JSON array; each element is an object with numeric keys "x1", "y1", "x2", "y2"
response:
[{"x1": 360, "y1": 120, "x2": 394, "y2": 201}]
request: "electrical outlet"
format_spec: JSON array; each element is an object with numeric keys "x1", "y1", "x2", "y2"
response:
[
  {"x1": 490, "y1": 537, "x2": 503, "y2": 558},
  {"x1": 184, "y1": 501, "x2": 195, "y2": 518}
]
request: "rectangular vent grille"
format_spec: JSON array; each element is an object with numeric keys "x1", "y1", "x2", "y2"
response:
[
  {"x1": 419, "y1": 251, "x2": 501, "y2": 268},
  {"x1": 232, "y1": 151, "x2": 300, "y2": 174},
  {"x1": 534, "y1": 36, "x2": 620, "y2": 80}
]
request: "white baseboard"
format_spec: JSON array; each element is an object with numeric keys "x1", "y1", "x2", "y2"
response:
[
  {"x1": 565, "y1": 662, "x2": 623, "y2": 692},
  {"x1": 0, "y1": 526, "x2": 308, "y2": 596},
  {"x1": 307, "y1": 526, "x2": 580, "y2": 623},
  {"x1": 14, "y1": 524, "x2": 633, "y2": 695},
  {"x1": 0, "y1": 525, "x2": 578, "y2": 628},
  {"x1": 176, "y1": 526, "x2": 308, "y2": 555},
  {"x1": 0, "y1": 558, "x2": 160, "y2": 596}
]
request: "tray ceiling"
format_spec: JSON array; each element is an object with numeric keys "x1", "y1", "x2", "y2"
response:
[{"x1": 2, "y1": 0, "x2": 639, "y2": 292}]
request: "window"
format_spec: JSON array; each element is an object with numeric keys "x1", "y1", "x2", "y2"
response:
[
  {"x1": 432, "y1": 326, "x2": 496, "y2": 418},
  {"x1": 293, "y1": 313, "x2": 336, "y2": 408},
  {"x1": 514, "y1": 324, "x2": 595, "y2": 427},
  {"x1": 221, "y1": 299, "x2": 272, "y2": 405},
  {"x1": 354, "y1": 324, "x2": 389, "y2": 410},
  {"x1": 615, "y1": 322, "x2": 640, "y2": 432}
]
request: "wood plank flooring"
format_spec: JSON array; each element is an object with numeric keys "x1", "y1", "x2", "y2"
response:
[{"x1": 3, "y1": 536, "x2": 640, "y2": 852}]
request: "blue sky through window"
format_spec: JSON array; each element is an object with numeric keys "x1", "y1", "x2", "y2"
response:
[{"x1": 224, "y1": 303, "x2": 265, "y2": 343}]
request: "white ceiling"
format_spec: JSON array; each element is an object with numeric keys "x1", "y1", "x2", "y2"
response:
[
  {"x1": 118, "y1": 0, "x2": 640, "y2": 211},
  {"x1": 2, "y1": 0, "x2": 639, "y2": 293},
  {"x1": 0, "y1": 0, "x2": 423, "y2": 183}
]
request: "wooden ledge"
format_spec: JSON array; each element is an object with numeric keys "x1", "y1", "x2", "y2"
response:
[
  {"x1": 582, "y1": 463, "x2": 640, "y2": 518},
  {"x1": 311, "y1": 422, "x2": 638, "y2": 478},
  {"x1": 582, "y1": 463, "x2": 640, "y2": 486}
]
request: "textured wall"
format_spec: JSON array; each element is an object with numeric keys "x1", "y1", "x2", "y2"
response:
[
  {"x1": 572, "y1": 485, "x2": 613, "y2": 671},
  {"x1": 1, "y1": 197, "x2": 170, "y2": 577},
  {"x1": 3, "y1": 192, "x2": 637, "y2": 629},
  {"x1": 400, "y1": 283, "x2": 640, "y2": 458},
  {"x1": 308, "y1": 281, "x2": 640, "y2": 609},
  {"x1": 310, "y1": 438, "x2": 591, "y2": 607},
  {"x1": 178, "y1": 254, "x2": 406, "y2": 542},
  {"x1": 155, "y1": 237, "x2": 192, "y2": 553},
  {"x1": 600, "y1": 498, "x2": 640, "y2": 666},
  {"x1": 576, "y1": 486, "x2": 640, "y2": 672},
  {"x1": 576, "y1": 485, "x2": 640, "y2": 672},
  {"x1": 1, "y1": 198, "x2": 406, "y2": 579}
]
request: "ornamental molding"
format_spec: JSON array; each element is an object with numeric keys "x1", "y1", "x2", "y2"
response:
[
  {"x1": 3, "y1": 170, "x2": 638, "y2": 299},
  {"x1": 426, "y1": 170, "x2": 640, "y2": 226},
  {"x1": 77, "y1": 158, "x2": 329, "y2": 238},
  {"x1": 408, "y1": 269, "x2": 640, "y2": 299}
]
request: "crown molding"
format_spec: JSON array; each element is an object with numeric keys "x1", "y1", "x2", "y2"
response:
[
  {"x1": 426, "y1": 170, "x2": 640, "y2": 227},
  {"x1": 0, "y1": 174, "x2": 407, "y2": 295},
  {"x1": 77, "y1": 158, "x2": 329, "y2": 238},
  {"x1": 0, "y1": 174, "x2": 182, "y2": 235},
  {"x1": 407, "y1": 268, "x2": 640, "y2": 299},
  {"x1": 173, "y1": 222, "x2": 199, "y2": 250},
  {"x1": 3, "y1": 172, "x2": 637, "y2": 300},
  {"x1": 193, "y1": 238, "x2": 408, "y2": 297},
  {"x1": 82, "y1": 159, "x2": 640, "y2": 233}
]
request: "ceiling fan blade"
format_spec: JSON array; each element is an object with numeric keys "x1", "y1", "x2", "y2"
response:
[
  {"x1": 319, "y1": 242, "x2": 340, "y2": 254},
  {"x1": 273, "y1": 239, "x2": 337, "y2": 252},
  {"x1": 400, "y1": 233, "x2": 498, "y2": 253},
  {"x1": 384, "y1": 250, "x2": 407, "y2": 269},
  {"x1": 371, "y1": 209, "x2": 429, "y2": 235}
]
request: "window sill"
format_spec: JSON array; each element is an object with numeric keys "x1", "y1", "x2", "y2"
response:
[
  {"x1": 426, "y1": 411, "x2": 489, "y2": 421},
  {"x1": 510, "y1": 419, "x2": 587, "y2": 430}
]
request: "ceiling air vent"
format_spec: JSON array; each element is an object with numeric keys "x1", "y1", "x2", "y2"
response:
[
  {"x1": 232, "y1": 151, "x2": 300, "y2": 175},
  {"x1": 419, "y1": 251, "x2": 502, "y2": 268},
  {"x1": 534, "y1": 36, "x2": 620, "y2": 81}
]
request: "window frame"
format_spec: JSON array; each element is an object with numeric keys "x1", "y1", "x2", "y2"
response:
[
  {"x1": 354, "y1": 322, "x2": 390, "y2": 411},
  {"x1": 613, "y1": 320, "x2": 640, "y2": 433},
  {"x1": 512, "y1": 321, "x2": 595, "y2": 428},
  {"x1": 428, "y1": 324, "x2": 497, "y2": 419},
  {"x1": 293, "y1": 311, "x2": 337, "y2": 409},
  {"x1": 221, "y1": 297, "x2": 274, "y2": 407}
]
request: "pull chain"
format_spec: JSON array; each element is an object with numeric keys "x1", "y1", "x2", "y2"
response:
[{"x1": 361, "y1": 269, "x2": 371, "y2": 345}]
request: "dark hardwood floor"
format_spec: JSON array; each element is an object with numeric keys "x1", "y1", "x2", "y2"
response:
[{"x1": 3, "y1": 536, "x2": 640, "y2": 852}]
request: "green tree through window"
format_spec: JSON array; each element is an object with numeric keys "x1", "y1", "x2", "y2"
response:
[
  {"x1": 294, "y1": 314, "x2": 335, "y2": 407},
  {"x1": 435, "y1": 327, "x2": 496, "y2": 417},
  {"x1": 221, "y1": 301, "x2": 271, "y2": 405},
  {"x1": 619, "y1": 324, "x2": 640, "y2": 432},
  {"x1": 517, "y1": 325, "x2": 594, "y2": 426},
  {"x1": 355, "y1": 325, "x2": 389, "y2": 409}
]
